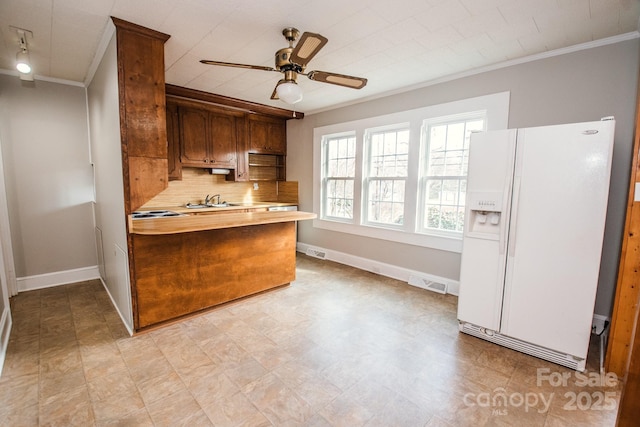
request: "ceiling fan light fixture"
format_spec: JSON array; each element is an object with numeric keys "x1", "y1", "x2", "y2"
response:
[{"x1": 276, "y1": 81, "x2": 303, "y2": 104}]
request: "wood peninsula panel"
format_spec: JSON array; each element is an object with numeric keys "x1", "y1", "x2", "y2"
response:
[{"x1": 133, "y1": 222, "x2": 296, "y2": 329}]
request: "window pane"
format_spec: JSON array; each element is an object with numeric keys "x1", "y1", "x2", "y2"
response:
[
  {"x1": 367, "y1": 179, "x2": 405, "y2": 225},
  {"x1": 326, "y1": 178, "x2": 354, "y2": 219},
  {"x1": 420, "y1": 115, "x2": 485, "y2": 235},
  {"x1": 326, "y1": 136, "x2": 356, "y2": 178},
  {"x1": 369, "y1": 128, "x2": 409, "y2": 178}
]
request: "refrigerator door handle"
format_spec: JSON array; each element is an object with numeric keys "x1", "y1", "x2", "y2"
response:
[
  {"x1": 499, "y1": 181, "x2": 510, "y2": 255},
  {"x1": 508, "y1": 177, "x2": 522, "y2": 257}
]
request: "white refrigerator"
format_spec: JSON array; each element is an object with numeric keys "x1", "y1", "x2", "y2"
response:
[{"x1": 457, "y1": 119, "x2": 615, "y2": 371}]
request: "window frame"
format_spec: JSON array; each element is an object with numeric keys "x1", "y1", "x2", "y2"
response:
[{"x1": 312, "y1": 92, "x2": 510, "y2": 253}]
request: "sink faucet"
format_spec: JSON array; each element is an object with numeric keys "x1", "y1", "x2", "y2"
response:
[{"x1": 205, "y1": 194, "x2": 221, "y2": 205}]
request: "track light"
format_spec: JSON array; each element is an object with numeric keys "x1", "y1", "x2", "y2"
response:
[
  {"x1": 16, "y1": 50, "x2": 31, "y2": 74},
  {"x1": 15, "y1": 29, "x2": 32, "y2": 75}
]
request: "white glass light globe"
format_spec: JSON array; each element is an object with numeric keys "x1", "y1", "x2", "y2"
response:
[{"x1": 276, "y1": 82, "x2": 303, "y2": 104}]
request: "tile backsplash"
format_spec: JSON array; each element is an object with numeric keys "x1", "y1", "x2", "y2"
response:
[{"x1": 141, "y1": 168, "x2": 297, "y2": 208}]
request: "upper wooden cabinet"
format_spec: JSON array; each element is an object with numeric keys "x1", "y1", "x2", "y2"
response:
[
  {"x1": 248, "y1": 115, "x2": 287, "y2": 155},
  {"x1": 165, "y1": 101, "x2": 181, "y2": 181},
  {"x1": 163, "y1": 85, "x2": 296, "y2": 182},
  {"x1": 112, "y1": 18, "x2": 170, "y2": 212},
  {"x1": 179, "y1": 106, "x2": 239, "y2": 169}
]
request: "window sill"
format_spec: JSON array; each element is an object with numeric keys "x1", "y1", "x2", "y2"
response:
[{"x1": 312, "y1": 218, "x2": 463, "y2": 253}]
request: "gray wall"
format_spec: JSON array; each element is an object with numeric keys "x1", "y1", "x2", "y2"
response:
[
  {"x1": 288, "y1": 38, "x2": 640, "y2": 317},
  {"x1": 0, "y1": 74, "x2": 96, "y2": 279},
  {"x1": 87, "y1": 27, "x2": 133, "y2": 331}
]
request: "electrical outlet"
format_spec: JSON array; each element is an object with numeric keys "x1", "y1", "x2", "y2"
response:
[{"x1": 253, "y1": 183, "x2": 259, "y2": 190}]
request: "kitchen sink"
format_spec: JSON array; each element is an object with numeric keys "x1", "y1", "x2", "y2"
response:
[
  {"x1": 226, "y1": 202, "x2": 258, "y2": 207},
  {"x1": 185, "y1": 203, "x2": 229, "y2": 208}
]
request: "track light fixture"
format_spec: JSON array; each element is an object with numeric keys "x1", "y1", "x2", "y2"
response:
[{"x1": 15, "y1": 29, "x2": 32, "y2": 75}]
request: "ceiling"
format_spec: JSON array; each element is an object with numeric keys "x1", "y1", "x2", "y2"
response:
[{"x1": 1, "y1": 0, "x2": 638, "y2": 113}]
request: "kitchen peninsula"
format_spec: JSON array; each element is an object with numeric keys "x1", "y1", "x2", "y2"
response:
[
  {"x1": 94, "y1": 17, "x2": 312, "y2": 333},
  {"x1": 130, "y1": 208, "x2": 315, "y2": 329}
]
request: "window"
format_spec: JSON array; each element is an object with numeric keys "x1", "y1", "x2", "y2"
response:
[
  {"x1": 313, "y1": 92, "x2": 509, "y2": 253},
  {"x1": 419, "y1": 116, "x2": 485, "y2": 235},
  {"x1": 364, "y1": 127, "x2": 409, "y2": 227},
  {"x1": 322, "y1": 134, "x2": 356, "y2": 221}
]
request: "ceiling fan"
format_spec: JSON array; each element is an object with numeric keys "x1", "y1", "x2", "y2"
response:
[{"x1": 200, "y1": 27, "x2": 368, "y2": 104}]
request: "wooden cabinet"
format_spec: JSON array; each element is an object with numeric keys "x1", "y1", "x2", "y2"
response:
[
  {"x1": 112, "y1": 17, "x2": 170, "y2": 212},
  {"x1": 179, "y1": 106, "x2": 238, "y2": 169},
  {"x1": 248, "y1": 115, "x2": 287, "y2": 154},
  {"x1": 166, "y1": 101, "x2": 181, "y2": 180},
  {"x1": 233, "y1": 116, "x2": 250, "y2": 181}
]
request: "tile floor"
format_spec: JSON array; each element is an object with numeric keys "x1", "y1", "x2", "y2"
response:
[{"x1": 0, "y1": 254, "x2": 621, "y2": 426}]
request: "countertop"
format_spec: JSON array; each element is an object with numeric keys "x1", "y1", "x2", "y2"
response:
[{"x1": 129, "y1": 210, "x2": 316, "y2": 235}]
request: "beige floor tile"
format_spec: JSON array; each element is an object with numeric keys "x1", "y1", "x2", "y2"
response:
[
  {"x1": 87, "y1": 371, "x2": 145, "y2": 422},
  {"x1": 95, "y1": 407, "x2": 154, "y2": 427},
  {"x1": 135, "y1": 369, "x2": 186, "y2": 405},
  {"x1": 243, "y1": 372, "x2": 314, "y2": 424},
  {"x1": 80, "y1": 343, "x2": 129, "y2": 380},
  {"x1": 39, "y1": 368, "x2": 87, "y2": 400},
  {"x1": 0, "y1": 372, "x2": 39, "y2": 409},
  {"x1": 224, "y1": 357, "x2": 268, "y2": 389},
  {"x1": 146, "y1": 389, "x2": 212, "y2": 426},
  {"x1": 0, "y1": 403, "x2": 39, "y2": 427},
  {"x1": 185, "y1": 370, "x2": 238, "y2": 405},
  {"x1": 365, "y1": 393, "x2": 433, "y2": 426},
  {"x1": 39, "y1": 384, "x2": 94, "y2": 427},
  {"x1": 200, "y1": 390, "x2": 262, "y2": 426}
]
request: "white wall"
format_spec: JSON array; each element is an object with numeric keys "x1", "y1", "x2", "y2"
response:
[
  {"x1": 0, "y1": 74, "x2": 97, "y2": 286},
  {"x1": 86, "y1": 27, "x2": 133, "y2": 332},
  {"x1": 288, "y1": 38, "x2": 640, "y2": 318}
]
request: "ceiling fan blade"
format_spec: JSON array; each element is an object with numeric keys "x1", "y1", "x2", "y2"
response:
[
  {"x1": 289, "y1": 32, "x2": 328, "y2": 67},
  {"x1": 307, "y1": 71, "x2": 367, "y2": 89},
  {"x1": 199, "y1": 60, "x2": 277, "y2": 72}
]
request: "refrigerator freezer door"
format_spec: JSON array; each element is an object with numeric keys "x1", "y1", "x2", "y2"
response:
[
  {"x1": 500, "y1": 120, "x2": 614, "y2": 358},
  {"x1": 457, "y1": 129, "x2": 516, "y2": 331}
]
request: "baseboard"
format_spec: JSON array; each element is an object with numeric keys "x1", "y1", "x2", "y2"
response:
[
  {"x1": 17, "y1": 265, "x2": 101, "y2": 292},
  {"x1": 0, "y1": 305, "x2": 12, "y2": 377},
  {"x1": 296, "y1": 242, "x2": 460, "y2": 296}
]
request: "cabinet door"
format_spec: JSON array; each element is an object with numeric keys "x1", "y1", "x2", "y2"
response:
[
  {"x1": 179, "y1": 108, "x2": 209, "y2": 167},
  {"x1": 232, "y1": 115, "x2": 250, "y2": 181},
  {"x1": 166, "y1": 102, "x2": 182, "y2": 180},
  {"x1": 209, "y1": 112, "x2": 237, "y2": 168},
  {"x1": 248, "y1": 115, "x2": 287, "y2": 154}
]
